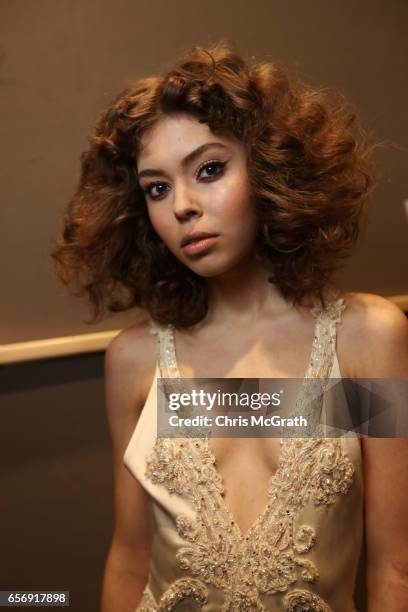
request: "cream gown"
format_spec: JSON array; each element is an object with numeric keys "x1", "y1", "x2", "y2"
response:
[{"x1": 123, "y1": 295, "x2": 364, "y2": 611}]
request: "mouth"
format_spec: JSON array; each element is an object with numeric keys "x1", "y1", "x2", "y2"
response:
[
  {"x1": 180, "y1": 231, "x2": 220, "y2": 248},
  {"x1": 181, "y1": 233, "x2": 220, "y2": 256}
]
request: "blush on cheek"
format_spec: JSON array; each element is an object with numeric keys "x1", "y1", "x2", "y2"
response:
[{"x1": 212, "y1": 179, "x2": 253, "y2": 219}]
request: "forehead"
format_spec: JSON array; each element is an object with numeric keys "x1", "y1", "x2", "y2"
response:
[{"x1": 137, "y1": 113, "x2": 238, "y2": 166}]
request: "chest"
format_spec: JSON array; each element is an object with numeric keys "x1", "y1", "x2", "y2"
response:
[
  {"x1": 174, "y1": 324, "x2": 317, "y2": 380},
  {"x1": 156, "y1": 313, "x2": 340, "y2": 534},
  {"x1": 145, "y1": 434, "x2": 358, "y2": 545},
  {"x1": 208, "y1": 435, "x2": 282, "y2": 480}
]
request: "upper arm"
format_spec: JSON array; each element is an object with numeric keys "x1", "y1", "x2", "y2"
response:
[
  {"x1": 104, "y1": 321, "x2": 157, "y2": 566},
  {"x1": 340, "y1": 294, "x2": 408, "y2": 604},
  {"x1": 362, "y1": 438, "x2": 408, "y2": 606},
  {"x1": 338, "y1": 292, "x2": 408, "y2": 378}
]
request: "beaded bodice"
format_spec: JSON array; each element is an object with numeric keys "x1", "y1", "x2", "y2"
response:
[{"x1": 123, "y1": 293, "x2": 364, "y2": 612}]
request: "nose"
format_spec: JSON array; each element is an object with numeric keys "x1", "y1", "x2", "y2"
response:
[{"x1": 173, "y1": 184, "x2": 203, "y2": 222}]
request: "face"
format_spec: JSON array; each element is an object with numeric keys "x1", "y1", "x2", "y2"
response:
[{"x1": 136, "y1": 113, "x2": 259, "y2": 278}]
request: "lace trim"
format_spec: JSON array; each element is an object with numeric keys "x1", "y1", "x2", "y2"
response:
[
  {"x1": 289, "y1": 294, "x2": 346, "y2": 436},
  {"x1": 148, "y1": 319, "x2": 182, "y2": 399}
]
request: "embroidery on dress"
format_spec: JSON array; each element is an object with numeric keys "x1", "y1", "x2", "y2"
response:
[
  {"x1": 283, "y1": 588, "x2": 332, "y2": 611},
  {"x1": 145, "y1": 435, "x2": 354, "y2": 611},
  {"x1": 143, "y1": 294, "x2": 351, "y2": 611},
  {"x1": 136, "y1": 578, "x2": 209, "y2": 611}
]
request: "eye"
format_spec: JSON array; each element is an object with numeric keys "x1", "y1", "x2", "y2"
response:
[
  {"x1": 142, "y1": 182, "x2": 169, "y2": 201},
  {"x1": 196, "y1": 160, "x2": 226, "y2": 181},
  {"x1": 141, "y1": 160, "x2": 226, "y2": 201}
]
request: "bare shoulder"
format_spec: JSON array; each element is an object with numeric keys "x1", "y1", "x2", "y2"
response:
[
  {"x1": 336, "y1": 291, "x2": 408, "y2": 377},
  {"x1": 105, "y1": 319, "x2": 158, "y2": 402},
  {"x1": 104, "y1": 319, "x2": 158, "y2": 458},
  {"x1": 340, "y1": 291, "x2": 407, "y2": 333}
]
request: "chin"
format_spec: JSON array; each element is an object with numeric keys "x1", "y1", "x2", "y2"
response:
[{"x1": 185, "y1": 255, "x2": 247, "y2": 278}]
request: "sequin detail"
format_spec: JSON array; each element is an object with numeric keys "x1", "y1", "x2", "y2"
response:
[
  {"x1": 283, "y1": 589, "x2": 332, "y2": 611},
  {"x1": 159, "y1": 577, "x2": 208, "y2": 610},
  {"x1": 135, "y1": 579, "x2": 208, "y2": 611},
  {"x1": 145, "y1": 435, "x2": 353, "y2": 610},
  {"x1": 142, "y1": 293, "x2": 350, "y2": 611}
]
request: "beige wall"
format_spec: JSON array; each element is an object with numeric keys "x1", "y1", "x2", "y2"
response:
[{"x1": 1, "y1": 0, "x2": 407, "y2": 344}]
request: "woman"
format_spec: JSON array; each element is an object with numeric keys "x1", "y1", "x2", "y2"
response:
[{"x1": 51, "y1": 41, "x2": 408, "y2": 611}]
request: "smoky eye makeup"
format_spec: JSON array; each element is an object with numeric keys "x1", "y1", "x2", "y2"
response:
[
  {"x1": 141, "y1": 158, "x2": 228, "y2": 201},
  {"x1": 142, "y1": 181, "x2": 169, "y2": 200},
  {"x1": 195, "y1": 159, "x2": 227, "y2": 180}
]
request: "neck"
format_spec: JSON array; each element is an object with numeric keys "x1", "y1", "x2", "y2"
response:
[{"x1": 204, "y1": 253, "x2": 291, "y2": 326}]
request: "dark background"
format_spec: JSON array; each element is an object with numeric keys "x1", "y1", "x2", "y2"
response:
[{"x1": 1, "y1": 1, "x2": 407, "y2": 610}]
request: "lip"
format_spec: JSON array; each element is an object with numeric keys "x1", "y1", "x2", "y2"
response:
[
  {"x1": 181, "y1": 234, "x2": 219, "y2": 256},
  {"x1": 180, "y1": 231, "x2": 220, "y2": 247}
]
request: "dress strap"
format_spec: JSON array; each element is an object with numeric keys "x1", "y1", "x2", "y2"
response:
[
  {"x1": 148, "y1": 320, "x2": 179, "y2": 379},
  {"x1": 291, "y1": 290, "x2": 347, "y2": 436},
  {"x1": 309, "y1": 286, "x2": 346, "y2": 321},
  {"x1": 307, "y1": 289, "x2": 347, "y2": 380}
]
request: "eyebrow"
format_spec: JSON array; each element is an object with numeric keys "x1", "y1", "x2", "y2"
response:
[{"x1": 137, "y1": 142, "x2": 230, "y2": 180}]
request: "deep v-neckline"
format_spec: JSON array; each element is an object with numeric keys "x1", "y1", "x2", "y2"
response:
[{"x1": 162, "y1": 301, "x2": 335, "y2": 541}]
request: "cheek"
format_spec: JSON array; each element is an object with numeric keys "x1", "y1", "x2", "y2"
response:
[
  {"x1": 147, "y1": 206, "x2": 173, "y2": 243},
  {"x1": 213, "y1": 177, "x2": 256, "y2": 225}
]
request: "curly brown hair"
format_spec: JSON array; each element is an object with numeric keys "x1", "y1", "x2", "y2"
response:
[{"x1": 50, "y1": 39, "x2": 375, "y2": 328}]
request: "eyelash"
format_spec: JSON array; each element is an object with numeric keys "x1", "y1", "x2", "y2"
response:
[{"x1": 142, "y1": 159, "x2": 227, "y2": 201}]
